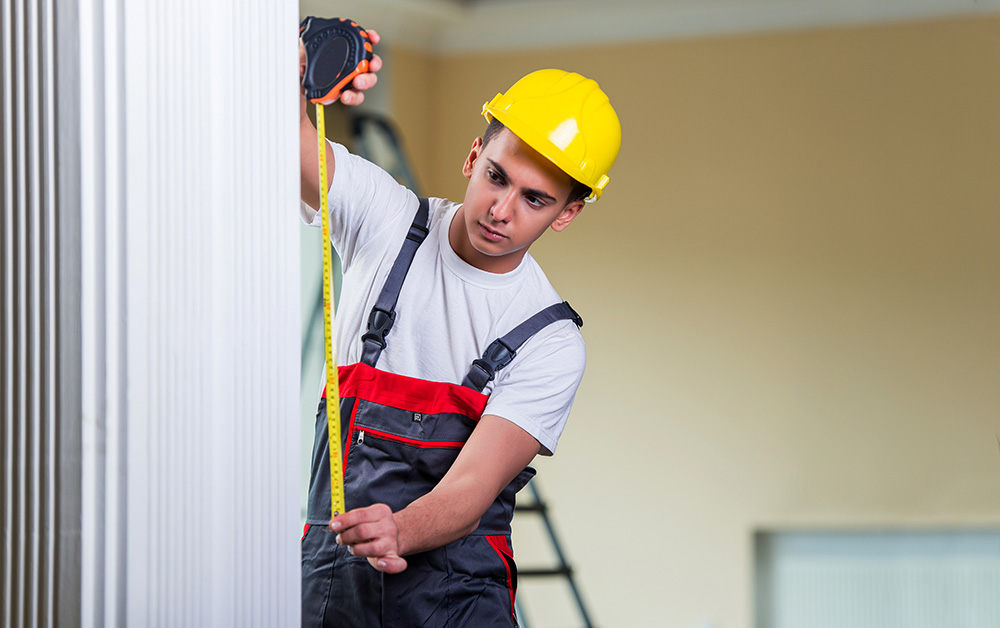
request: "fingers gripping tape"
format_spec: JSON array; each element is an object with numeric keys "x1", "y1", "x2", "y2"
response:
[{"x1": 300, "y1": 17, "x2": 374, "y2": 105}]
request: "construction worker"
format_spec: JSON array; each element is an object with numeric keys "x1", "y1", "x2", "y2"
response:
[{"x1": 299, "y1": 26, "x2": 621, "y2": 627}]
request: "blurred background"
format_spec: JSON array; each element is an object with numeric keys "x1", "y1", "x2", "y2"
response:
[{"x1": 299, "y1": 1, "x2": 1000, "y2": 626}]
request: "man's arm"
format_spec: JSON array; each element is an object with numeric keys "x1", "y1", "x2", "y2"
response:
[
  {"x1": 330, "y1": 414, "x2": 541, "y2": 573},
  {"x1": 299, "y1": 32, "x2": 382, "y2": 210}
]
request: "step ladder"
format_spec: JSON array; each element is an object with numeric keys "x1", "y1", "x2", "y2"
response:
[{"x1": 514, "y1": 480, "x2": 596, "y2": 628}]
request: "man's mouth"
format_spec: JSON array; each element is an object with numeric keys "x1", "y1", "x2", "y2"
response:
[{"x1": 479, "y1": 222, "x2": 506, "y2": 242}]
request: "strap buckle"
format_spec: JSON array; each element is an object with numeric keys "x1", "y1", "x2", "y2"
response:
[
  {"x1": 470, "y1": 339, "x2": 516, "y2": 385},
  {"x1": 406, "y1": 222, "x2": 429, "y2": 243},
  {"x1": 566, "y1": 303, "x2": 583, "y2": 328},
  {"x1": 361, "y1": 307, "x2": 396, "y2": 349}
]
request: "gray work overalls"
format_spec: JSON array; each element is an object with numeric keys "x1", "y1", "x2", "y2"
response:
[{"x1": 301, "y1": 198, "x2": 582, "y2": 628}]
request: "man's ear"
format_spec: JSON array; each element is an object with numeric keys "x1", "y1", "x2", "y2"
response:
[
  {"x1": 462, "y1": 137, "x2": 484, "y2": 179},
  {"x1": 550, "y1": 200, "x2": 585, "y2": 232}
]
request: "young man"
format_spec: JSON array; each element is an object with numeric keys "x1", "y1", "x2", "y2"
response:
[{"x1": 299, "y1": 28, "x2": 621, "y2": 627}]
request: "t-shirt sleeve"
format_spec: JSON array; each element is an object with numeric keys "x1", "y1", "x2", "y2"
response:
[
  {"x1": 300, "y1": 140, "x2": 416, "y2": 271},
  {"x1": 482, "y1": 321, "x2": 586, "y2": 456}
]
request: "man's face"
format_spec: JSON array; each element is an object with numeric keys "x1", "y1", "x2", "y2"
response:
[{"x1": 450, "y1": 127, "x2": 584, "y2": 274}]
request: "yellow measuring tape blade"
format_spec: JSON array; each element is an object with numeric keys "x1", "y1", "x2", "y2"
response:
[{"x1": 317, "y1": 103, "x2": 346, "y2": 517}]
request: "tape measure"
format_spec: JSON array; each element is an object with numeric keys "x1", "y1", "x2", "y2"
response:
[
  {"x1": 300, "y1": 17, "x2": 374, "y2": 105},
  {"x1": 301, "y1": 16, "x2": 374, "y2": 517}
]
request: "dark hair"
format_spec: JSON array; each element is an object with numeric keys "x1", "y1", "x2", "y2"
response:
[{"x1": 482, "y1": 118, "x2": 591, "y2": 203}]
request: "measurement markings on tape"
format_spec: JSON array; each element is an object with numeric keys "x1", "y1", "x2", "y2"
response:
[{"x1": 315, "y1": 102, "x2": 345, "y2": 517}]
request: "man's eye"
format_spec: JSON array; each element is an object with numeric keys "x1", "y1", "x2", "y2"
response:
[{"x1": 487, "y1": 170, "x2": 501, "y2": 183}]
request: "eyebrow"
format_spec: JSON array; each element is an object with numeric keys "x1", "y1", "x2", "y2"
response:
[{"x1": 487, "y1": 159, "x2": 558, "y2": 204}]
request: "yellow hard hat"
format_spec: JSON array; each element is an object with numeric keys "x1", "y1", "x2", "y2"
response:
[{"x1": 482, "y1": 69, "x2": 621, "y2": 202}]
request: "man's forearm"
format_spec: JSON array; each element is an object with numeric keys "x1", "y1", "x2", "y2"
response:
[
  {"x1": 392, "y1": 476, "x2": 491, "y2": 557},
  {"x1": 394, "y1": 414, "x2": 541, "y2": 556}
]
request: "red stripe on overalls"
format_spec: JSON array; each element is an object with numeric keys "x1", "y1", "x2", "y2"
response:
[
  {"x1": 486, "y1": 534, "x2": 517, "y2": 621},
  {"x1": 324, "y1": 362, "x2": 489, "y2": 470},
  {"x1": 323, "y1": 362, "x2": 488, "y2": 417}
]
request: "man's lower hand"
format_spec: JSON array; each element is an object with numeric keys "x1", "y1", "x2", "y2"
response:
[{"x1": 331, "y1": 503, "x2": 408, "y2": 574}]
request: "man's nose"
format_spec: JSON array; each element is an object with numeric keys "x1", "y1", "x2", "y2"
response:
[{"x1": 490, "y1": 191, "x2": 516, "y2": 222}]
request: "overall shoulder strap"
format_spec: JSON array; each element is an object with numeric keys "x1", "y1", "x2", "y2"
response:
[
  {"x1": 360, "y1": 197, "x2": 430, "y2": 367},
  {"x1": 461, "y1": 301, "x2": 583, "y2": 392}
]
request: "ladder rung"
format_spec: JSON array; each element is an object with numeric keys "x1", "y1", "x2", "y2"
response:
[
  {"x1": 514, "y1": 503, "x2": 547, "y2": 513},
  {"x1": 519, "y1": 567, "x2": 573, "y2": 578}
]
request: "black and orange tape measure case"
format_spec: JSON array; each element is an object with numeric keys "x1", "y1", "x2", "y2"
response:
[{"x1": 300, "y1": 17, "x2": 374, "y2": 104}]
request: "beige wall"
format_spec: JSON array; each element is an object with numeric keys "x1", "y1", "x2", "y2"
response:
[{"x1": 383, "y1": 16, "x2": 1000, "y2": 628}]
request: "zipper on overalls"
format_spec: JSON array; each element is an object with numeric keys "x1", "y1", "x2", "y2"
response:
[{"x1": 353, "y1": 426, "x2": 464, "y2": 449}]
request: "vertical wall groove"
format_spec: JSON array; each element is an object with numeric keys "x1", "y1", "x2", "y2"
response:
[
  {"x1": 2, "y1": 3, "x2": 11, "y2": 623},
  {"x1": 2, "y1": 3, "x2": 13, "y2": 624},
  {"x1": 14, "y1": 1, "x2": 28, "y2": 624},
  {"x1": 27, "y1": 1, "x2": 44, "y2": 625},
  {"x1": 52, "y1": 0, "x2": 85, "y2": 624},
  {"x1": 2, "y1": 0, "x2": 60, "y2": 626},
  {"x1": 41, "y1": 0, "x2": 58, "y2": 619}
]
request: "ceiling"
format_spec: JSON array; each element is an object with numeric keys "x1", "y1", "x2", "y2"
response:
[{"x1": 299, "y1": 0, "x2": 1000, "y2": 53}]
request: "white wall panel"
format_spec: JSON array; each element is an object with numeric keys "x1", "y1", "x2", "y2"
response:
[{"x1": 4, "y1": 0, "x2": 301, "y2": 625}]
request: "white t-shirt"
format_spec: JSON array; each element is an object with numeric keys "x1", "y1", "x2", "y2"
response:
[{"x1": 301, "y1": 141, "x2": 585, "y2": 455}]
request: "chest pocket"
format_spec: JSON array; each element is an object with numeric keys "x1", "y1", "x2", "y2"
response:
[{"x1": 345, "y1": 398, "x2": 476, "y2": 514}]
